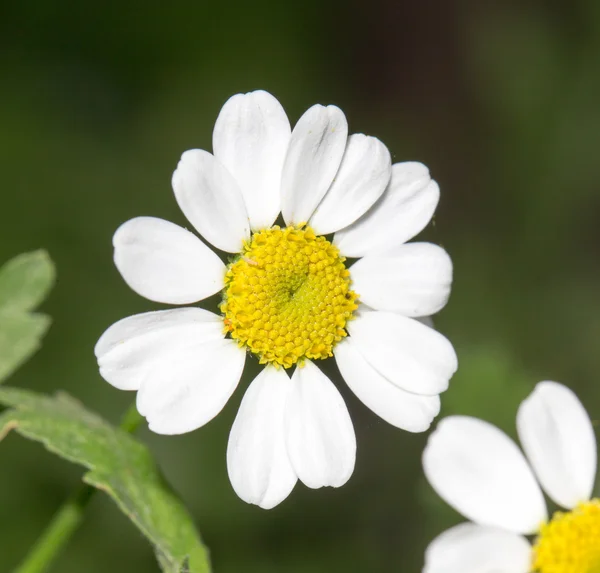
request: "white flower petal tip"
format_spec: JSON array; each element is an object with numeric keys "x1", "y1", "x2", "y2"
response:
[
  {"x1": 423, "y1": 523, "x2": 532, "y2": 573},
  {"x1": 350, "y1": 243, "x2": 453, "y2": 316},
  {"x1": 347, "y1": 311, "x2": 457, "y2": 396},
  {"x1": 172, "y1": 149, "x2": 250, "y2": 253},
  {"x1": 136, "y1": 339, "x2": 246, "y2": 435},
  {"x1": 309, "y1": 134, "x2": 392, "y2": 235},
  {"x1": 517, "y1": 381, "x2": 597, "y2": 509},
  {"x1": 423, "y1": 416, "x2": 547, "y2": 534},
  {"x1": 213, "y1": 90, "x2": 291, "y2": 231},
  {"x1": 334, "y1": 161, "x2": 439, "y2": 257},
  {"x1": 113, "y1": 217, "x2": 226, "y2": 304},
  {"x1": 281, "y1": 104, "x2": 348, "y2": 226},
  {"x1": 227, "y1": 367, "x2": 297, "y2": 510},
  {"x1": 285, "y1": 361, "x2": 356, "y2": 489},
  {"x1": 95, "y1": 308, "x2": 224, "y2": 391},
  {"x1": 335, "y1": 339, "x2": 440, "y2": 432}
]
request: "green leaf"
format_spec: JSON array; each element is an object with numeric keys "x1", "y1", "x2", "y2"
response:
[
  {"x1": 0, "y1": 251, "x2": 55, "y2": 383},
  {"x1": 0, "y1": 250, "x2": 55, "y2": 313},
  {"x1": 0, "y1": 312, "x2": 51, "y2": 382},
  {"x1": 0, "y1": 387, "x2": 211, "y2": 573}
]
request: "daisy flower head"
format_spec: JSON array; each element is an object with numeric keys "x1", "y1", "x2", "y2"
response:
[
  {"x1": 95, "y1": 90, "x2": 457, "y2": 509},
  {"x1": 422, "y1": 381, "x2": 599, "y2": 573}
]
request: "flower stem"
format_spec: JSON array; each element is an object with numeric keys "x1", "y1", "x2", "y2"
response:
[
  {"x1": 12, "y1": 402, "x2": 144, "y2": 573},
  {"x1": 12, "y1": 483, "x2": 96, "y2": 573}
]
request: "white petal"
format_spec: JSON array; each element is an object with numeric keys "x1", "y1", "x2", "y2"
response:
[
  {"x1": 227, "y1": 367, "x2": 297, "y2": 509},
  {"x1": 113, "y1": 217, "x2": 225, "y2": 304},
  {"x1": 335, "y1": 338, "x2": 440, "y2": 432},
  {"x1": 350, "y1": 243, "x2": 452, "y2": 316},
  {"x1": 136, "y1": 339, "x2": 245, "y2": 435},
  {"x1": 172, "y1": 149, "x2": 250, "y2": 253},
  {"x1": 334, "y1": 161, "x2": 439, "y2": 257},
  {"x1": 309, "y1": 134, "x2": 392, "y2": 234},
  {"x1": 285, "y1": 360, "x2": 356, "y2": 488},
  {"x1": 347, "y1": 310, "x2": 457, "y2": 396},
  {"x1": 517, "y1": 381, "x2": 597, "y2": 508},
  {"x1": 424, "y1": 523, "x2": 531, "y2": 573},
  {"x1": 213, "y1": 90, "x2": 291, "y2": 230},
  {"x1": 281, "y1": 104, "x2": 348, "y2": 225},
  {"x1": 95, "y1": 308, "x2": 224, "y2": 391},
  {"x1": 423, "y1": 416, "x2": 547, "y2": 534}
]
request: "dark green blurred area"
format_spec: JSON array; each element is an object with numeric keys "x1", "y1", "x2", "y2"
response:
[{"x1": 2, "y1": 0, "x2": 600, "y2": 571}]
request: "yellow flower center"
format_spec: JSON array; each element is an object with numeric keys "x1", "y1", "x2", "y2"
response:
[
  {"x1": 532, "y1": 499, "x2": 600, "y2": 573},
  {"x1": 220, "y1": 225, "x2": 358, "y2": 369}
]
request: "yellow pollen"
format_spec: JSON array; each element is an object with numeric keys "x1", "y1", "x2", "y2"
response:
[
  {"x1": 220, "y1": 225, "x2": 358, "y2": 368},
  {"x1": 532, "y1": 499, "x2": 600, "y2": 573}
]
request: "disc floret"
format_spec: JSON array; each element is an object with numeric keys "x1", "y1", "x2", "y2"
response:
[
  {"x1": 532, "y1": 499, "x2": 600, "y2": 573},
  {"x1": 220, "y1": 225, "x2": 358, "y2": 368}
]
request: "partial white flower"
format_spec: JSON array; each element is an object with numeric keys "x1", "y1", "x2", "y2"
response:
[
  {"x1": 96, "y1": 89, "x2": 457, "y2": 508},
  {"x1": 422, "y1": 381, "x2": 599, "y2": 573}
]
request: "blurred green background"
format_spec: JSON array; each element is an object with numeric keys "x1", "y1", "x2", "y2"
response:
[{"x1": 2, "y1": 0, "x2": 600, "y2": 571}]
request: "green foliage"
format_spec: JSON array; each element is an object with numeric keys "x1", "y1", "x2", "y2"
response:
[
  {"x1": 0, "y1": 387, "x2": 211, "y2": 573},
  {"x1": 0, "y1": 251, "x2": 55, "y2": 383},
  {"x1": 0, "y1": 250, "x2": 55, "y2": 313}
]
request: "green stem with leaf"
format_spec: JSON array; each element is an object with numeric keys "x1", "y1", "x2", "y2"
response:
[{"x1": 13, "y1": 402, "x2": 144, "y2": 573}]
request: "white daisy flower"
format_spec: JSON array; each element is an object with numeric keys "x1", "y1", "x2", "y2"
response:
[
  {"x1": 95, "y1": 90, "x2": 457, "y2": 509},
  {"x1": 422, "y1": 381, "x2": 599, "y2": 573}
]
